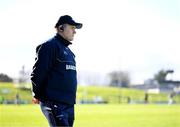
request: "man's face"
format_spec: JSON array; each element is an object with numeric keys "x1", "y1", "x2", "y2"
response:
[{"x1": 61, "y1": 24, "x2": 76, "y2": 42}]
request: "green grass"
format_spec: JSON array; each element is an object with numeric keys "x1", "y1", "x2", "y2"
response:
[
  {"x1": 0, "y1": 82, "x2": 32, "y2": 102},
  {"x1": 77, "y1": 86, "x2": 179, "y2": 103},
  {"x1": 0, "y1": 104, "x2": 180, "y2": 127},
  {"x1": 1, "y1": 82, "x2": 180, "y2": 104}
]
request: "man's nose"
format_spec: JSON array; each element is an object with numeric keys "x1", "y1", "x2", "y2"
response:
[{"x1": 73, "y1": 29, "x2": 76, "y2": 34}]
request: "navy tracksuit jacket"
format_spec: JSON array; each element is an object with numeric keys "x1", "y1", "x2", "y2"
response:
[{"x1": 31, "y1": 34, "x2": 77, "y2": 105}]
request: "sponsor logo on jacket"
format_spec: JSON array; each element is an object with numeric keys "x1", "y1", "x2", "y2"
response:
[{"x1": 66, "y1": 65, "x2": 76, "y2": 70}]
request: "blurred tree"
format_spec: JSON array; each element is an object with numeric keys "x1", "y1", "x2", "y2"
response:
[
  {"x1": 0, "y1": 73, "x2": 13, "y2": 82},
  {"x1": 153, "y1": 69, "x2": 174, "y2": 84},
  {"x1": 109, "y1": 71, "x2": 130, "y2": 87}
]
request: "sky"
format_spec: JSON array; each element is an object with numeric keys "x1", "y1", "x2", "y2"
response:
[{"x1": 0, "y1": 0, "x2": 180, "y2": 84}]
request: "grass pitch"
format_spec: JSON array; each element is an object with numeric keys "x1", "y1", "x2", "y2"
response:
[{"x1": 0, "y1": 104, "x2": 180, "y2": 127}]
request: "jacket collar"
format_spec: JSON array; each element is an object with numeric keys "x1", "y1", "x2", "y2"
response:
[{"x1": 55, "y1": 33, "x2": 72, "y2": 47}]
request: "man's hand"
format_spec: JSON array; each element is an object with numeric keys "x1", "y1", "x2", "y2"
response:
[{"x1": 32, "y1": 97, "x2": 40, "y2": 104}]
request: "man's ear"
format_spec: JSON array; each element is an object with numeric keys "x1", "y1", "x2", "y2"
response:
[{"x1": 59, "y1": 25, "x2": 64, "y2": 31}]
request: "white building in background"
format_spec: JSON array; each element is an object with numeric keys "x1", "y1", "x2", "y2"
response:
[
  {"x1": 13, "y1": 65, "x2": 31, "y2": 89},
  {"x1": 131, "y1": 78, "x2": 180, "y2": 94}
]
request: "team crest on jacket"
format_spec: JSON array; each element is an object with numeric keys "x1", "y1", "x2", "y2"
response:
[{"x1": 63, "y1": 51, "x2": 68, "y2": 55}]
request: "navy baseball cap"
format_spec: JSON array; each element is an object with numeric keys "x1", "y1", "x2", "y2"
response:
[{"x1": 55, "y1": 15, "x2": 83, "y2": 29}]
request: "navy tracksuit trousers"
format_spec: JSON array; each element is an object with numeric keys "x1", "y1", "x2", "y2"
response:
[{"x1": 40, "y1": 100, "x2": 74, "y2": 127}]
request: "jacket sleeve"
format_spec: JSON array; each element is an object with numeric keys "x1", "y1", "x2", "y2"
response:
[{"x1": 31, "y1": 42, "x2": 56, "y2": 99}]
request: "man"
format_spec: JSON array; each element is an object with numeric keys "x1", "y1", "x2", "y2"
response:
[{"x1": 31, "y1": 15, "x2": 82, "y2": 127}]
